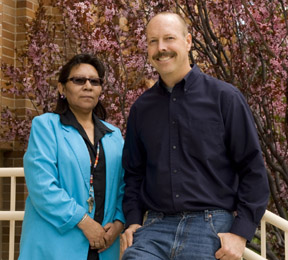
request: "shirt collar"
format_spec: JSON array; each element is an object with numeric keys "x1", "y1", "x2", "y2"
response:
[
  {"x1": 158, "y1": 64, "x2": 201, "y2": 93},
  {"x1": 60, "y1": 108, "x2": 113, "y2": 137}
]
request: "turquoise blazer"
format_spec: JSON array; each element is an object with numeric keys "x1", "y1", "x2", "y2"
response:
[{"x1": 19, "y1": 113, "x2": 125, "y2": 260}]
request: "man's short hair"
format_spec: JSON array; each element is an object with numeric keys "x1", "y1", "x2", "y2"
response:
[{"x1": 147, "y1": 12, "x2": 189, "y2": 36}]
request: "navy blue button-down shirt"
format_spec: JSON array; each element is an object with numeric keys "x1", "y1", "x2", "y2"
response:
[{"x1": 122, "y1": 64, "x2": 269, "y2": 241}]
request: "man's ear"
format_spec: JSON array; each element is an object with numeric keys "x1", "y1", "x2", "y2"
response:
[{"x1": 186, "y1": 33, "x2": 192, "y2": 51}]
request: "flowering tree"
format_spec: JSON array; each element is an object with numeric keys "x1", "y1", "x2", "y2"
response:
[
  {"x1": 176, "y1": 1, "x2": 288, "y2": 258},
  {"x1": 51, "y1": 0, "x2": 179, "y2": 129},
  {"x1": 1, "y1": 0, "x2": 287, "y2": 257},
  {"x1": 0, "y1": 0, "x2": 62, "y2": 147},
  {"x1": 52, "y1": 0, "x2": 144, "y2": 128}
]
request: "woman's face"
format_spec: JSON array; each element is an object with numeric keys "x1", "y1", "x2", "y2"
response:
[{"x1": 58, "y1": 63, "x2": 102, "y2": 115}]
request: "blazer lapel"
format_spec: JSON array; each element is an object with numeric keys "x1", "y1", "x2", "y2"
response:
[
  {"x1": 62, "y1": 124, "x2": 90, "y2": 191},
  {"x1": 102, "y1": 132, "x2": 116, "y2": 213}
]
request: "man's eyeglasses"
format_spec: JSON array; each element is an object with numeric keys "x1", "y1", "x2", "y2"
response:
[{"x1": 67, "y1": 77, "x2": 103, "y2": 86}]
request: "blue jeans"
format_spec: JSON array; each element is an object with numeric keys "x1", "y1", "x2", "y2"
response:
[{"x1": 122, "y1": 210, "x2": 234, "y2": 260}]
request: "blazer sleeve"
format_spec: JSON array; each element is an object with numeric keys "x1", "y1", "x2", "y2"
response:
[
  {"x1": 113, "y1": 172, "x2": 126, "y2": 224},
  {"x1": 113, "y1": 128, "x2": 126, "y2": 224},
  {"x1": 23, "y1": 115, "x2": 86, "y2": 234}
]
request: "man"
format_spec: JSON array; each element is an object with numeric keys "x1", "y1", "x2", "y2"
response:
[{"x1": 121, "y1": 12, "x2": 269, "y2": 260}]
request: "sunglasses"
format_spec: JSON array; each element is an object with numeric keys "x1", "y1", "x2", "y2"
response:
[{"x1": 67, "y1": 77, "x2": 103, "y2": 86}]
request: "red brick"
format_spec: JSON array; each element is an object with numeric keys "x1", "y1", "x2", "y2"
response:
[
  {"x1": 16, "y1": 8, "x2": 35, "y2": 19},
  {"x1": 2, "y1": 22, "x2": 15, "y2": 33},
  {"x1": 17, "y1": 1, "x2": 33, "y2": 9},
  {"x1": 1, "y1": 56, "x2": 14, "y2": 65},
  {"x1": 3, "y1": 13, "x2": 16, "y2": 24},
  {"x1": 2, "y1": 38, "x2": 15, "y2": 50},
  {"x1": 2, "y1": 30, "x2": 15, "y2": 41},
  {"x1": 2, "y1": 0, "x2": 16, "y2": 8},
  {"x1": 2, "y1": 46, "x2": 15, "y2": 57}
]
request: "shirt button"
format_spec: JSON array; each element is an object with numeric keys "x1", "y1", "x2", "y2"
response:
[
  {"x1": 175, "y1": 194, "x2": 180, "y2": 198},
  {"x1": 172, "y1": 121, "x2": 176, "y2": 124},
  {"x1": 172, "y1": 145, "x2": 176, "y2": 150},
  {"x1": 173, "y1": 169, "x2": 177, "y2": 173},
  {"x1": 173, "y1": 97, "x2": 177, "y2": 101}
]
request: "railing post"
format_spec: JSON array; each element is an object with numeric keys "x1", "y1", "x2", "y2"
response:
[
  {"x1": 285, "y1": 232, "x2": 288, "y2": 260},
  {"x1": 9, "y1": 176, "x2": 16, "y2": 260},
  {"x1": 0, "y1": 168, "x2": 25, "y2": 260},
  {"x1": 261, "y1": 210, "x2": 288, "y2": 260},
  {"x1": 261, "y1": 218, "x2": 266, "y2": 257}
]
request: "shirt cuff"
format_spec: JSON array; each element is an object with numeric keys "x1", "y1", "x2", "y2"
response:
[
  {"x1": 124, "y1": 210, "x2": 143, "y2": 229},
  {"x1": 230, "y1": 215, "x2": 258, "y2": 242}
]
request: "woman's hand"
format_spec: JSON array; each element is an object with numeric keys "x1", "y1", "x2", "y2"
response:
[
  {"x1": 98, "y1": 220, "x2": 124, "y2": 252},
  {"x1": 77, "y1": 215, "x2": 106, "y2": 249}
]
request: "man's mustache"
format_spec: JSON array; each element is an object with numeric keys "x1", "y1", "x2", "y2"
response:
[{"x1": 152, "y1": 51, "x2": 176, "y2": 60}]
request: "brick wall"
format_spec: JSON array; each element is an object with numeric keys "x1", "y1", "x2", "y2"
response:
[
  {"x1": 0, "y1": 1, "x2": 46, "y2": 259},
  {"x1": 0, "y1": 0, "x2": 16, "y2": 157},
  {"x1": 1, "y1": 1, "x2": 16, "y2": 259}
]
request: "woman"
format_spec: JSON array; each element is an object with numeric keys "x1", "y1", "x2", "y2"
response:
[{"x1": 19, "y1": 54, "x2": 125, "y2": 260}]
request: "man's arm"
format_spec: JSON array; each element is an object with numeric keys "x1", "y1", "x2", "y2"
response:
[
  {"x1": 217, "y1": 89, "x2": 269, "y2": 259},
  {"x1": 122, "y1": 106, "x2": 146, "y2": 244},
  {"x1": 223, "y1": 90, "x2": 269, "y2": 241}
]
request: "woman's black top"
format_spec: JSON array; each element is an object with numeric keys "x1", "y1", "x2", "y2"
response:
[{"x1": 60, "y1": 108, "x2": 112, "y2": 260}]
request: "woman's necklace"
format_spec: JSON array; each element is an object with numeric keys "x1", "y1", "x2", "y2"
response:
[{"x1": 87, "y1": 141, "x2": 100, "y2": 213}]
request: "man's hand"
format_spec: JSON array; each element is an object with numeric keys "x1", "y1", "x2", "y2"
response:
[
  {"x1": 121, "y1": 224, "x2": 142, "y2": 252},
  {"x1": 215, "y1": 233, "x2": 246, "y2": 260}
]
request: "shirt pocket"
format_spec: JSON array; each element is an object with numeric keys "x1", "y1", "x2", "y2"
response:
[{"x1": 181, "y1": 119, "x2": 225, "y2": 159}]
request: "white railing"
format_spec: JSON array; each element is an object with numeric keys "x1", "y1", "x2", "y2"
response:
[
  {"x1": 242, "y1": 209, "x2": 288, "y2": 260},
  {"x1": 0, "y1": 167, "x2": 288, "y2": 260},
  {"x1": 261, "y1": 210, "x2": 288, "y2": 259},
  {"x1": 243, "y1": 248, "x2": 267, "y2": 260},
  {"x1": 0, "y1": 167, "x2": 25, "y2": 260}
]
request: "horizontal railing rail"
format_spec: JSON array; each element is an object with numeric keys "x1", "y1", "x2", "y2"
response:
[
  {"x1": 0, "y1": 167, "x2": 25, "y2": 260},
  {"x1": 260, "y1": 210, "x2": 288, "y2": 260},
  {"x1": 1, "y1": 168, "x2": 287, "y2": 260},
  {"x1": 242, "y1": 209, "x2": 288, "y2": 260},
  {"x1": 243, "y1": 248, "x2": 267, "y2": 260}
]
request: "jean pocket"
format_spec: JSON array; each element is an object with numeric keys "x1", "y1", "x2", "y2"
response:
[
  {"x1": 208, "y1": 210, "x2": 234, "y2": 238},
  {"x1": 137, "y1": 211, "x2": 163, "y2": 232}
]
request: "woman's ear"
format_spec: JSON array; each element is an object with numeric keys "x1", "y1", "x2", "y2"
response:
[
  {"x1": 57, "y1": 82, "x2": 64, "y2": 95},
  {"x1": 57, "y1": 83, "x2": 66, "y2": 99}
]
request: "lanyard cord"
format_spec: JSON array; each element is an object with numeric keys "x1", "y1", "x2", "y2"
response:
[{"x1": 89, "y1": 141, "x2": 100, "y2": 196}]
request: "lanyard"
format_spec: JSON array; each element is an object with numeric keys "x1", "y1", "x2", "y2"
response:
[
  {"x1": 87, "y1": 141, "x2": 100, "y2": 213},
  {"x1": 90, "y1": 141, "x2": 100, "y2": 187}
]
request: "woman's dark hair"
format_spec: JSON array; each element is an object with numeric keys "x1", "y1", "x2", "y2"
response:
[{"x1": 54, "y1": 53, "x2": 107, "y2": 120}]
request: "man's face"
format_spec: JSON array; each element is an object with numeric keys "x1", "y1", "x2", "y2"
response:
[{"x1": 146, "y1": 14, "x2": 192, "y2": 80}]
